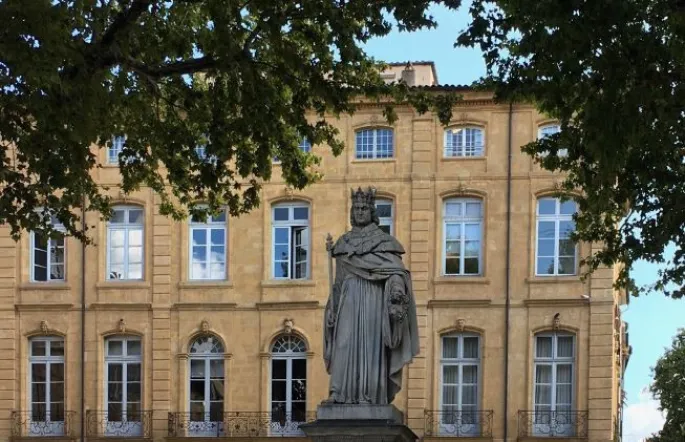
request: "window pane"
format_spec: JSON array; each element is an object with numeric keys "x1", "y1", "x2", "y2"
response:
[
  {"x1": 556, "y1": 364, "x2": 573, "y2": 383},
  {"x1": 210, "y1": 246, "x2": 225, "y2": 263},
  {"x1": 444, "y1": 202, "x2": 461, "y2": 217},
  {"x1": 32, "y1": 341, "x2": 46, "y2": 357},
  {"x1": 50, "y1": 403, "x2": 64, "y2": 421},
  {"x1": 274, "y1": 262, "x2": 288, "y2": 278},
  {"x1": 210, "y1": 379, "x2": 224, "y2": 400},
  {"x1": 127, "y1": 383, "x2": 141, "y2": 401},
  {"x1": 465, "y1": 224, "x2": 480, "y2": 240},
  {"x1": 273, "y1": 207, "x2": 289, "y2": 221},
  {"x1": 192, "y1": 262, "x2": 207, "y2": 279},
  {"x1": 34, "y1": 264, "x2": 47, "y2": 282},
  {"x1": 536, "y1": 337, "x2": 553, "y2": 358},
  {"x1": 443, "y1": 365, "x2": 459, "y2": 385},
  {"x1": 110, "y1": 210, "x2": 125, "y2": 224},
  {"x1": 559, "y1": 239, "x2": 575, "y2": 257},
  {"x1": 190, "y1": 380, "x2": 205, "y2": 401},
  {"x1": 128, "y1": 264, "x2": 143, "y2": 279},
  {"x1": 538, "y1": 221, "x2": 556, "y2": 238},
  {"x1": 464, "y1": 241, "x2": 480, "y2": 257},
  {"x1": 272, "y1": 359, "x2": 286, "y2": 380},
  {"x1": 210, "y1": 229, "x2": 224, "y2": 246},
  {"x1": 445, "y1": 258, "x2": 460, "y2": 275},
  {"x1": 32, "y1": 383, "x2": 46, "y2": 401},
  {"x1": 558, "y1": 257, "x2": 575, "y2": 275},
  {"x1": 537, "y1": 257, "x2": 555, "y2": 275},
  {"x1": 293, "y1": 359, "x2": 307, "y2": 379},
  {"x1": 192, "y1": 229, "x2": 207, "y2": 246},
  {"x1": 292, "y1": 379, "x2": 306, "y2": 401},
  {"x1": 556, "y1": 383, "x2": 572, "y2": 405},
  {"x1": 274, "y1": 245, "x2": 289, "y2": 262},
  {"x1": 465, "y1": 203, "x2": 481, "y2": 217},
  {"x1": 293, "y1": 207, "x2": 308, "y2": 220},
  {"x1": 463, "y1": 337, "x2": 479, "y2": 358},
  {"x1": 445, "y1": 224, "x2": 460, "y2": 240},
  {"x1": 559, "y1": 221, "x2": 575, "y2": 238},
  {"x1": 129, "y1": 229, "x2": 143, "y2": 246},
  {"x1": 375, "y1": 203, "x2": 392, "y2": 218},
  {"x1": 108, "y1": 341, "x2": 123, "y2": 356},
  {"x1": 212, "y1": 211, "x2": 226, "y2": 223},
  {"x1": 271, "y1": 380, "x2": 286, "y2": 401},
  {"x1": 110, "y1": 230, "x2": 125, "y2": 247},
  {"x1": 210, "y1": 360, "x2": 224, "y2": 378},
  {"x1": 108, "y1": 383, "x2": 122, "y2": 401},
  {"x1": 442, "y1": 385, "x2": 458, "y2": 405},
  {"x1": 535, "y1": 384, "x2": 552, "y2": 405},
  {"x1": 192, "y1": 246, "x2": 207, "y2": 263},
  {"x1": 50, "y1": 382, "x2": 64, "y2": 401},
  {"x1": 463, "y1": 365, "x2": 478, "y2": 383},
  {"x1": 127, "y1": 364, "x2": 141, "y2": 381},
  {"x1": 190, "y1": 359, "x2": 204, "y2": 378},
  {"x1": 379, "y1": 225, "x2": 390, "y2": 234},
  {"x1": 108, "y1": 363, "x2": 123, "y2": 382},
  {"x1": 127, "y1": 340, "x2": 141, "y2": 356},
  {"x1": 110, "y1": 247, "x2": 125, "y2": 265},
  {"x1": 443, "y1": 337, "x2": 458, "y2": 358},
  {"x1": 538, "y1": 239, "x2": 555, "y2": 257},
  {"x1": 50, "y1": 363, "x2": 64, "y2": 381},
  {"x1": 535, "y1": 364, "x2": 552, "y2": 383},
  {"x1": 557, "y1": 336, "x2": 574, "y2": 357},
  {"x1": 462, "y1": 385, "x2": 477, "y2": 405},
  {"x1": 274, "y1": 227, "x2": 289, "y2": 244},
  {"x1": 560, "y1": 200, "x2": 576, "y2": 215},
  {"x1": 128, "y1": 209, "x2": 144, "y2": 224},
  {"x1": 446, "y1": 239, "x2": 460, "y2": 256},
  {"x1": 538, "y1": 199, "x2": 556, "y2": 215},
  {"x1": 129, "y1": 246, "x2": 143, "y2": 264},
  {"x1": 50, "y1": 341, "x2": 64, "y2": 357},
  {"x1": 464, "y1": 258, "x2": 479, "y2": 275}
]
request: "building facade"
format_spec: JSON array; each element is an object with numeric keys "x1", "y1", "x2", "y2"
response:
[{"x1": 0, "y1": 63, "x2": 629, "y2": 442}]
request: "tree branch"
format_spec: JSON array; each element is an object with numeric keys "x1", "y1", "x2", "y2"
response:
[
  {"x1": 121, "y1": 55, "x2": 220, "y2": 78},
  {"x1": 98, "y1": 0, "x2": 152, "y2": 49}
]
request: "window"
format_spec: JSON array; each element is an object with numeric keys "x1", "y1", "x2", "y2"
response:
[
  {"x1": 271, "y1": 335, "x2": 307, "y2": 436},
  {"x1": 105, "y1": 337, "x2": 143, "y2": 436},
  {"x1": 29, "y1": 337, "x2": 65, "y2": 436},
  {"x1": 194, "y1": 145, "x2": 207, "y2": 160},
  {"x1": 533, "y1": 333, "x2": 575, "y2": 436},
  {"x1": 108, "y1": 136, "x2": 126, "y2": 164},
  {"x1": 443, "y1": 199, "x2": 482, "y2": 276},
  {"x1": 375, "y1": 199, "x2": 393, "y2": 235},
  {"x1": 107, "y1": 206, "x2": 144, "y2": 280},
  {"x1": 538, "y1": 124, "x2": 568, "y2": 157},
  {"x1": 355, "y1": 128, "x2": 394, "y2": 159},
  {"x1": 30, "y1": 216, "x2": 65, "y2": 282},
  {"x1": 189, "y1": 211, "x2": 227, "y2": 280},
  {"x1": 189, "y1": 335, "x2": 225, "y2": 436},
  {"x1": 536, "y1": 198, "x2": 577, "y2": 276},
  {"x1": 440, "y1": 334, "x2": 480, "y2": 436},
  {"x1": 272, "y1": 203, "x2": 309, "y2": 279},
  {"x1": 444, "y1": 127, "x2": 484, "y2": 157},
  {"x1": 299, "y1": 137, "x2": 311, "y2": 154}
]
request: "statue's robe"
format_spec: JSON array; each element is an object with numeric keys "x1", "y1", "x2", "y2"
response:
[{"x1": 323, "y1": 222, "x2": 419, "y2": 404}]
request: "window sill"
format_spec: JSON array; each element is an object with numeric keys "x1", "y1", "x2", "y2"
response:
[
  {"x1": 261, "y1": 279, "x2": 316, "y2": 288},
  {"x1": 179, "y1": 280, "x2": 234, "y2": 289},
  {"x1": 433, "y1": 276, "x2": 490, "y2": 285},
  {"x1": 526, "y1": 276, "x2": 582, "y2": 284},
  {"x1": 19, "y1": 282, "x2": 72, "y2": 291},
  {"x1": 440, "y1": 156, "x2": 486, "y2": 161},
  {"x1": 351, "y1": 158, "x2": 396, "y2": 164},
  {"x1": 101, "y1": 163, "x2": 120, "y2": 168},
  {"x1": 96, "y1": 281, "x2": 150, "y2": 289}
]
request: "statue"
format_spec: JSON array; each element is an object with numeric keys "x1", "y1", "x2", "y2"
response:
[{"x1": 323, "y1": 187, "x2": 419, "y2": 405}]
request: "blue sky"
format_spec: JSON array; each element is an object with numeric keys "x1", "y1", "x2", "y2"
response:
[{"x1": 363, "y1": 4, "x2": 684, "y2": 440}]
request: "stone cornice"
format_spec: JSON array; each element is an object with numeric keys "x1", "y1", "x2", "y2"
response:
[
  {"x1": 256, "y1": 301, "x2": 320, "y2": 311},
  {"x1": 171, "y1": 302, "x2": 238, "y2": 311},
  {"x1": 427, "y1": 299, "x2": 492, "y2": 309}
]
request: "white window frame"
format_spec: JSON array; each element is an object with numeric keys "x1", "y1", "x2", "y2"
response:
[
  {"x1": 271, "y1": 203, "x2": 310, "y2": 280},
  {"x1": 537, "y1": 124, "x2": 568, "y2": 157},
  {"x1": 108, "y1": 136, "x2": 126, "y2": 164},
  {"x1": 30, "y1": 216, "x2": 66, "y2": 282},
  {"x1": 270, "y1": 335, "x2": 307, "y2": 436},
  {"x1": 533, "y1": 333, "x2": 576, "y2": 437},
  {"x1": 107, "y1": 206, "x2": 145, "y2": 280},
  {"x1": 355, "y1": 128, "x2": 394, "y2": 159},
  {"x1": 188, "y1": 335, "x2": 225, "y2": 437},
  {"x1": 189, "y1": 210, "x2": 227, "y2": 281},
  {"x1": 29, "y1": 336, "x2": 66, "y2": 436},
  {"x1": 439, "y1": 333, "x2": 481, "y2": 437},
  {"x1": 444, "y1": 127, "x2": 485, "y2": 158},
  {"x1": 442, "y1": 198, "x2": 483, "y2": 276},
  {"x1": 535, "y1": 198, "x2": 577, "y2": 276},
  {"x1": 104, "y1": 336, "x2": 143, "y2": 436},
  {"x1": 375, "y1": 199, "x2": 394, "y2": 235},
  {"x1": 299, "y1": 137, "x2": 311, "y2": 153}
]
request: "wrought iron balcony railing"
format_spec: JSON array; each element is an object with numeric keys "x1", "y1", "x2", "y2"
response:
[
  {"x1": 11, "y1": 410, "x2": 77, "y2": 438},
  {"x1": 518, "y1": 410, "x2": 589, "y2": 438},
  {"x1": 85, "y1": 410, "x2": 153, "y2": 438},
  {"x1": 424, "y1": 409, "x2": 494, "y2": 437},
  {"x1": 168, "y1": 411, "x2": 316, "y2": 437}
]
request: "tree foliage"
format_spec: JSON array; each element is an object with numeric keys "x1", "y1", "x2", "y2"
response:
[
  {"x1": 458, "y1": 0, "x2": 685, "y2": 297},
  {"x1": 650, "y1": 329, "x2": 685, "y2": 442},
  {"x1": 0, "y1": 0, "x2": 459, "y2": 240}
]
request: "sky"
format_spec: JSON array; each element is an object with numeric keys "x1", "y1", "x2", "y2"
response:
[{"x1": 363, "y1": 4, "x2": 684, "y2": 441}]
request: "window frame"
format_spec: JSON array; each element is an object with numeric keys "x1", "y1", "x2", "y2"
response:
[
  {"x1": 270, "y1": 335, "x2": 307, "y2": 436},
  {"x1": 444, "y1": 127, "x2": 485, "y2": 158},
  {"x1": 30, "y1": 216, "x2": 66, "y2": 283},
  {"x1": 28, "y1": 336, "x2": 66, "y2": 434},
  {"x1": 375, "y1": 199, "x2": 394, "y2": 235},
  {"x1": 442, "y1": 198, "x2": 483, "y2": 276},
  {"x1": 354, "y1": 128, "x2": 394, "y2": 160},
  {"x1": 188, "y1": 210, "x2": 228, "y2": 281},
  {"x1": 106, "y1": 206, "x2": 145, "y2": 281},
  {"x1": 271, "y1": 203, "x2": 310, "y2": 280},
  {"x1": 108, "y1": 136, "x2": 126, "y2": 164},
  {"x1": 104, "y1": 336, "x2": 143, "y2": 434},
  {"x1": 535, "y1": 198, "x2": 577, "y2": 276},
  {"x1": 187, "y1": 335, "x2": 225, "y2": 435}
]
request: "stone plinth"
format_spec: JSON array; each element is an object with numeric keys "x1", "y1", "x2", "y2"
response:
[{"x1": 300, "y1": 404, "x2": 418, "y2": 442}]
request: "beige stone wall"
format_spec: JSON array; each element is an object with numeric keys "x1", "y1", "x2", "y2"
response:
[{"x1": 0, "y1": 94, "x2": 623, "y2": 441}]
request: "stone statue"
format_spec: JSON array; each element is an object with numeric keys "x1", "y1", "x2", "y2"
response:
[{"x1": 323, "y1": 187, "x2": 419, "y2": 405}]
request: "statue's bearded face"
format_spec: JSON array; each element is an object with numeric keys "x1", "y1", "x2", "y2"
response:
[{"x1": 352, "y1": 201, "x2": 372, "y2": 227}]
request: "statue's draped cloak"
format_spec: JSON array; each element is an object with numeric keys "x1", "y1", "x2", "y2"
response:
[{"x1": 323, "y1": 223, "x2": 419, "y2": 404}]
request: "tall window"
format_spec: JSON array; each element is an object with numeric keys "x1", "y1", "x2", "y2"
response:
[
  {"x1": 536, "y1": 198, "x2": 577, "y2": 276},
  {"x1": 272, "y1": 203, "x2": 309, "y2": 280},
  {"x1": 440, "y1": 334, "x2": 480, "y2": 436},
  {"x1": 30, "y1": 216, "x2": 65, "y2": 282},
  {"x1": 375, "y1": 199, "x2": 394, "y2": 235},
  {"x1": 189, "y1": 335, "x2": 225, "y2": 436},
  {"x1": 444, "y1": 127, "x2": 484, "y2": 157},
  {"x1": 533, "y1": 333, "x2": 575, "y2": 436},
  {"x1": 443, "y1": 199, "x2": 482, "y2": 276},
  {"x1": 538, "y1": 124, "x2": 567, "y2": 157},
  {"x1": 189, "y1": 211, "x2": 227, "y2": 280},
  {"x1": 355, "y1": 128, "x2": 394, "y2": 159},
  {"x1": 29, "y1": 337, "x2": 65, "y2": 436},
  {"x1": 271, "y1": 335, "x2": 307, "y2": 436},
  {"x1": 108, "y1": 136, "x2": 126, "y2": 164},
  {"x1": 105, "y1": 337, "x2": 142, "y2": 436},
  {"x1": 107, "y1": 206, "x2": 144, "y2": 280}
]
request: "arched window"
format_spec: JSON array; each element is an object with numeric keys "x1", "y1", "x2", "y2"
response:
[
  {"x1": 442, "y1": 198, "x2": 483, "y2": 276},
  {"x1": 189, "y1": 209, "x2": 227, "y2": 280},
  {"x1": 270, "y1": 335, "x2": 307, "y2": 436},
  {"x1": 444, "y1": 127, "x2": 484, "y2": 157},
  {"x1": 107, "y1": 206, "x2": 144, "y2": 280},
  {"x1": 536, "y1": 198, "x2": 577, "y2": 276},
  {"x1": 104, "y1": 336, "x2": 142, "y2": 436},
  {"x1": 439, "y1": 333, "x2": 481, "y2": 436},
  {"x1": 188, "y1": 335, "x2": 225, "y2": 436},
  {"x1": 375, "y1": 199, "x2": 394, "y2": 235},
  {"x1": 355, "y1": 128, "x2": 394, "y2": 159},
  {"x1": 29, "y1": 337, "x2": 65, "y2": 436},
  {"x1": 533, "y1": 332, "x2": 575, "y2": 436},
  {"x1": 272, "y1": 203, "x2": 310, "y2": 280}
]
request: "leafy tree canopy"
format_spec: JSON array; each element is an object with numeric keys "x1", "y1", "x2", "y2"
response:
[
  {"x1": 0, "y1": 0, "x2": 459, "y2": 240},
  {"x1": 459, "y1": 0, "x2": 685, "y2": 297},
  {"x1": 650, "y1": 329, "x2": 685, "y2": 442}
]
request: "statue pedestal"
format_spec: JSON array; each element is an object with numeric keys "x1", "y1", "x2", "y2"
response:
[{"x1": 300, "y1": 404, "x2": 418, "y2": 442}]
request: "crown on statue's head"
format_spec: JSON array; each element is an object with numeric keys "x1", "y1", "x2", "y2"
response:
[{"x1": 350, "y1": 187, "x2": 376, "y2": 206}]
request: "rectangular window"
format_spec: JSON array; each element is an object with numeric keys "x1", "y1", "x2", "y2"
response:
[
  {"x1": 536, "y1": 198, "x2": 577, "y2": 276},
  {"x1": 31, "y1": 216, "x2": 65, "y2": 282},
  {"x1": 443, "y1": 199, "x2": 482, "y2": 276},
  {"x1": 272, "y1": 205, "x2": 309, "y2": 279},
  {"x1": 375, "y1": 200, "x2": 393, "y2": 235},
  {"x1": 189, "y1": 211, "x2": 227, "y2": 280},
  {"x1": 107, "y1": 207, "x2": 144, "y2": 280},
  {"x1": 29, "y1": 337, "x2": 66, "y2": 436},
  {"x1": 445, "y1": 128, "x2": 484, "y2": 157},
  {"x1": 440, "y1": 334, "x2": 480, "y2": 437},
  {"x1": 355, "y1": 128, "x2": 394, "y2": 159},
  {"x1": 108, "y1": 136, "x2": 126, "y2": 164},
  {"x1": 538, "y1": 124, "x2": 568, "y2": 157}
]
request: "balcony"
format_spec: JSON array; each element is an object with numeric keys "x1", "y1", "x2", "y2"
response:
[
  {"x1": 167, "y1": 411, "x2": 316, "y2": 438},
  {"x1": 517, "y1": 410, "x2": 588, "y2": 439},
  {"x1": 10, "y1": 410, "x2": 76, "y2": 440},
  {"x1": 424, "y1": 409, "x2": 494, "y2": 438},
  {"x1": 85, "y1": 410, "x2": 153, "y2": 439}
]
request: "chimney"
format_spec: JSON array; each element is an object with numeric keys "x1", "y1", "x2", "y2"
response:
[{"x1": 401, "y1": 62, "x2": 415, "y2": 87}]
